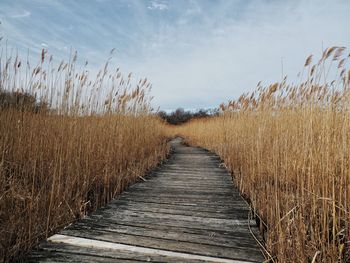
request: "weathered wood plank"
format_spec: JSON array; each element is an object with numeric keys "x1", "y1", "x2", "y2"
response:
[
  {"x1": 68, "y1": 217, "x2": 260, "y2": 238},
  {"x1": 63, "y1": 221, "x2": 260, "y2": 249},
  {"x1": 118, "y1": 194, "x2": 246, "y2": 203},
  {"x1": 26, "y1": 138, "x2": 265, "y2": 262},
  {"x1": 112, "y1": 197, "x2": 249, "y2": 209},
  {"x1": 104, "y1": 202, "x2": 249, "y2": 219},
  {"x1": 70, "y1": 214, "x2": 252, "y2": 234},
  {"x1": 30, "y1": 235, "x2": 257, "y2": 263},
  {"x1": 85, "y1": 209, "x2": 253, "y2": 226},
  {"x1": 56, "y1": 231, "x2": 263, "y2": 261}
]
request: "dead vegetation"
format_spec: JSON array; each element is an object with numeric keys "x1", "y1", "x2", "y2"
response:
[
  {"x1": 0, "y1": 45, "x2": 168, "y2": 261},
  {"x1": 175, "y1": 47, "x2": 350, "y2": 262}
]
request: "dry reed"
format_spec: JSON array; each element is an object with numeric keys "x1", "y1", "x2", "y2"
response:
[
  {"x1": 0, "y1": 44, "x2": 168, "y2": 261},
  {"x1": 176, "y1": 47, "x2": 350, "y2": 262}
]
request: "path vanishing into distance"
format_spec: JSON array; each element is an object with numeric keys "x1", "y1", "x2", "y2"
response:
[{"x1": 27, "y1": 138, "x2": 265, "y2": 262}]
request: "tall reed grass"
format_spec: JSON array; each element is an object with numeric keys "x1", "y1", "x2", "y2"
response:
[
  {"x1": 177, "y1": 47, "x2": 350, "y2": 262},
  {"x1": 0, "y1": 44, "x2": 168, "y2": 261}
]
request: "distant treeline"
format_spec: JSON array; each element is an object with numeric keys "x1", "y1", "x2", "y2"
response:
[
  {"x1": 158, "y1": 108, "x2": 219, "y2": 125},
  {"x1": 0, "y1": 91, "x2": 219, "y2": 124},
  {"x1": 0, "y1": 90, "x2": 49, "y2": 113}
]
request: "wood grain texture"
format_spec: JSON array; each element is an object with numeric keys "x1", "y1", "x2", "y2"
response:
[{"x1": 26, "y1": 138, "x2": 265, "y2": 262}]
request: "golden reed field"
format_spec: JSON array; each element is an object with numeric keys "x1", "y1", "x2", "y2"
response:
[
  {"x1": 174, "y1": 47, "x2": 350, "y2": 262},
  {"x1": 1, "y1": 43, "x2": 350, "y2": 262},
  {"x1": 0, "y1": 47, "x2": 169, "y2": 261}
]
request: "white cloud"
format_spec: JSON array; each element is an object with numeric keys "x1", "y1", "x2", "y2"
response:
[
  {"x1": 148, "y1": 1, "x2": 168, "y2": 11},
  {"x1": 131, "y1": 0, "x2": 350, "y2": 110},
  {"x1": 1, "y1": 0, "x2": 349, "y2": 110},
  {"x1": 9, "y1": 10, "x2": 31, "y2": 18}
]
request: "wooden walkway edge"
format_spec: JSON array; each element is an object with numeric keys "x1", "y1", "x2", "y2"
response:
[{"x1": 26, "y1": 138, "x2": 265, "y2": 262}]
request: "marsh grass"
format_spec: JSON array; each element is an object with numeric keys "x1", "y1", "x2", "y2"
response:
[
  {"x1": 176, "y1": 47, "x2": 350, "y2": 262},
  {"x1": 0, "y1": 44, "x2": 168, "y2": 261}
]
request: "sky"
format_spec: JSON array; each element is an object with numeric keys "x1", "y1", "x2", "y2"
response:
[{"x1": 0, "y1": 0, "x2": 349, "y2": 111}]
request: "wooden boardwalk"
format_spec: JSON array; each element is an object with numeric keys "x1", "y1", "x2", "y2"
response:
[{"x1": 27, "y1": 138, "x2": 265, "y2": 262}]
